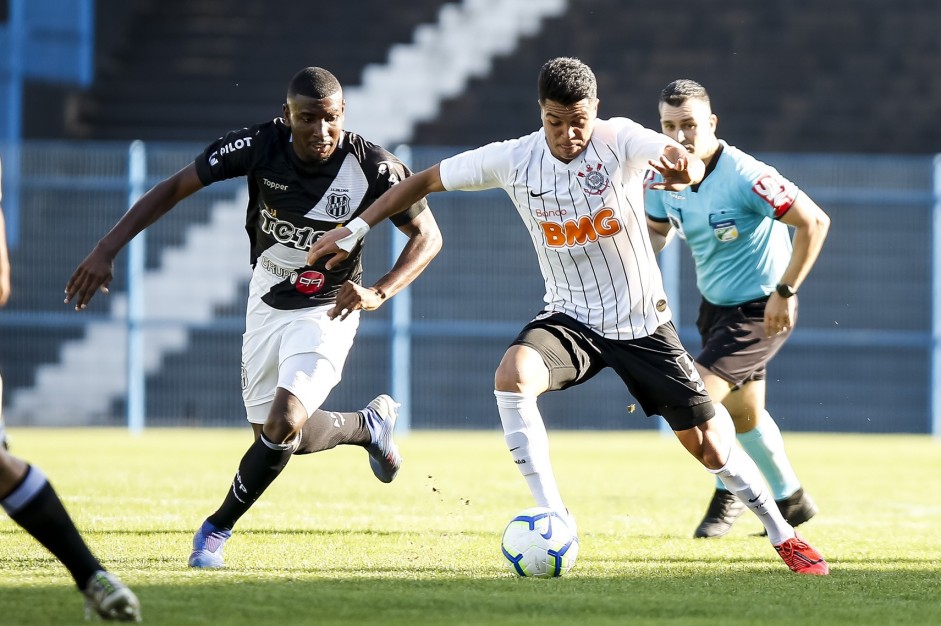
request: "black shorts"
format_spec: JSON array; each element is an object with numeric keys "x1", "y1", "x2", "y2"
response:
[
  {"x1": 695, "y1": 296, "x2": 795, "y2": 386},
  {"x1": 511, "y1": 312, "x2": 714, "y2": 431}
]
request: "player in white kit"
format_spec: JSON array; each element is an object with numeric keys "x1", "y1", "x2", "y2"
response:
[{"x1": 308, "y1": 58, "x2": 828, "y2": 575}]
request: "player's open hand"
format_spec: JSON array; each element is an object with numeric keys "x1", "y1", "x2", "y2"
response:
[
  {"x1": 64, "y1": 247, "x2": 114, "y2": 311},
  {"x1": 329, "y1": 280, "x2": 384, "y2": 320},
  {"x1": 307, "y1": 228, "x2": 351, "y2": 270},
  {"x1": 647, "y1": 146, "x2": 701, "y2": 191}
]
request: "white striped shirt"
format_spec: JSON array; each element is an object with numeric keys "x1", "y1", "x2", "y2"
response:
[{"x1": 439, "y1": 117, "x2": 679, "y2": 340}]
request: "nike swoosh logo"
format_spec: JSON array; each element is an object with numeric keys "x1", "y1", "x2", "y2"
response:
[
  {"x1": 509, "y1": 446, "x2": 520, "y2": 451},
  {"x1": 529, "y1": 190, "x2": 550, "y2": 197},
  {"x1": 748, "y1": 496, "x2": 761, "y2": 503}
]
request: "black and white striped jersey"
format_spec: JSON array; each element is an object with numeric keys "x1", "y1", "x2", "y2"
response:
[
  {"x1": 194, "y1": 119, "x2": 428, "y2": 310},
  {"x1": 439, "y1": 117, "x2": 679, "y2": 340}
]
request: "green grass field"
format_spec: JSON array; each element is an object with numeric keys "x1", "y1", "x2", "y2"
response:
[{"x1": 1, "y1": 428, "x2": 939, "y2": 625}]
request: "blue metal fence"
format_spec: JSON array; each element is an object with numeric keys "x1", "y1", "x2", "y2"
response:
[{"x1": 0, "y1": 141, "x2": 937, "y2": 435}]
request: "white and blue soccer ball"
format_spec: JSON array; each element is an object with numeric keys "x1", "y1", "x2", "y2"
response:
[{"x1": 500, "y1": 507, "x2": 579, "y2": 577}]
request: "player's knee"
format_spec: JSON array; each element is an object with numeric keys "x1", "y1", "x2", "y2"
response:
[
  {"x1": 263, "y1": 395, "x2": 308, "y2": 443},
  {"x1": 494, "y1": 346, "x2": 547, "y2": 394}
]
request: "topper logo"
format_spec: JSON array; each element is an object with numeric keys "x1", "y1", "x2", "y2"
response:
[{"x1": 540, "y1": 207, "x2": 621, "y2": 248}]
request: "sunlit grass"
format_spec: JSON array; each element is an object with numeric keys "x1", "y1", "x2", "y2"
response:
[{"x1": 1, "y1": 429, "x2": 939, "y2": 625}]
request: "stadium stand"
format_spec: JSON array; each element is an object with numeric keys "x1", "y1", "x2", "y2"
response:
[{"x1": 1, "y1": 0, "x2": 938, "y2": 431}]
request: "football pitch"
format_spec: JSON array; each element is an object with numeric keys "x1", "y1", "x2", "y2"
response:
[{"x1": 1, "y1": 428, "x2": 939, "y2": 625}]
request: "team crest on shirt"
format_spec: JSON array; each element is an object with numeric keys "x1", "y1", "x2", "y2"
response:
[
  {"x1": 326, "y1": 193, "x2": 352, "y2": 219},
  {"x1": 577, "y1": 163, "x2": 610, "y2": 196}
]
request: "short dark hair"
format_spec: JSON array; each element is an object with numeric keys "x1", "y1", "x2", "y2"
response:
[
  {"x1": 660, "y1": 79, "x2": 710, "y2": 107},
  {"x1": 287, "y1": 67, "x2": 341, "y2": 100},
  {"x1": 538, "y1": 57, "x2": 597, "y2": 105}
]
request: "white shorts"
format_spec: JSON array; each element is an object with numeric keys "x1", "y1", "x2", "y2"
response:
[{"x1": 241, "y1": 302, "x2": 359, "y2": 424}]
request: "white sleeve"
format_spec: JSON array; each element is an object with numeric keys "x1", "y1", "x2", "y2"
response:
[
  {"x1": 611, "y1": 117, "x2": 682, "y2": 169},
  {"x1": 439, "y1": 140, "x2": 515, "y2": 192}
]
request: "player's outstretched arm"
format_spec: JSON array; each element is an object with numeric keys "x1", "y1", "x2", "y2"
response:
[
  {"x1": 329, "y1": 209, "x2": 442, "y2": 320},
  {"x1": 65, "y1": 163, "x2": 205, "y2": 310},
  {"x1": 307, "y1": 164, "x2": 446, "y2": 270}
]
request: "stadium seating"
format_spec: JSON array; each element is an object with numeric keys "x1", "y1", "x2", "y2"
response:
[{"x1": 1, "y1": 0, "x2": 937, "y2": 431}]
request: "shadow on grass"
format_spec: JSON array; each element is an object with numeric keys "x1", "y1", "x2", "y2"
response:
[{"x1": 4, "y1": 565, "x2": 940, "y2": 626}]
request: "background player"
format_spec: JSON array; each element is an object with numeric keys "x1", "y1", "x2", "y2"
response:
[
  {"x1": 0, "y1": 158, "x2": 141, "y2": 621},
  {"x1": 646, "y1": 79, "x2": 830, "y2": 538},
  {"x1": 64, "y1": 67, "x2": 441, "y2": 568},
  {"x1": 308, "y1": 57, "x2": 828, "y2": 575}
]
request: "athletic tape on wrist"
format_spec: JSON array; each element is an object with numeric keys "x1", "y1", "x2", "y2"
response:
[{"x1": 336, "y1": 217, "x2": 370, "y2": 253}]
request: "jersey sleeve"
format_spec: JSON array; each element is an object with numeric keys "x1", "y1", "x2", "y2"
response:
[
  {"x1": 194, "y1": 126, "x2": 260, "y2": 185},
  {"x1": 439, "y1": 140, "x2": 515, "y2": 192},
  {"x1": 370, "y1": 152, "x2": 430, "y2": 227},
  {"x1": 611, "y1": 117, "x2": 680, "y2": 171},
  {"x1": 739, "y1": 158, "x2": 800, "y2": 219}
]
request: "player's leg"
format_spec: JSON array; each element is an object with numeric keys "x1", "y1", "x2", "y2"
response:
[
  {"x1": 494, "y1": 344, "x2": 562, "y2": 512},
  {"x1": 0, "y1": 449, "x2": 141, "y2": 621},
  {"x1": 495, "y1": 314, "x2": 602, "y2": 533},
  {"x1": 724, "y1": 381, "x2": 817, "y2": 527},
  {"x1": 190, "y1": 350, "x2": 344, "y2": 568},
  {"x1": 0, "y1": 371, "x2": 8, "y2": 449},
  {"x1": 694, "y1": 296, "x2": 815, "y2": 534},
  {"x1": 189, "y1": 385, "x2": 307, "y2": 568},
  {"x1": 690, "y1": 366, "x2": 746, "y2": 537},
  {"x1": 612, "y1": 322, "x2": 827, "y2": 574}
]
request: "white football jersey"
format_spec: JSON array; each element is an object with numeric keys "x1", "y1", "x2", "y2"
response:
[{"x1": 439, "y1": 117, "x2": 679, "y2": 339}]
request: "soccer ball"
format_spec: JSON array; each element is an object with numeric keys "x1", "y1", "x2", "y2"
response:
[{"x1": 500, "y1": 507, "x2": 579, "y2": 577}]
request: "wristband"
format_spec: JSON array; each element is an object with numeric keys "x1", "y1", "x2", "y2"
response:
[{"x1": 335, "y1": 217, "x2": 370, "y2": 253}]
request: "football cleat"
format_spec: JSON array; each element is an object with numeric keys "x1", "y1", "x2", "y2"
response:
[
  {"x1": 83, "y1": 570, "x2": 141, "y2": 622},
  {"x1": 777, "y1": 487, "x2": 819, "y2": 527},
  {"x1": 758, "y1": 488, "x2": 820, "y2": 537},
  {"x1": 774, "y1": 535, "x2": 830, "y2": 575},
  {"x1": 363, "y1": 395, "x2": 403, "y2": 483},
  {"x1": 188, "y1": 519, "x2": 231, "y2": 568},
  {"x1": 693, "y1": 488, "x2": 747, "y2": 538}
]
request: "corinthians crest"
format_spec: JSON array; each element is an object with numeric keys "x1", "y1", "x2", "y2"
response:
[
  {"x1": 577, "y1": 162, "x2": 609, "y2": 196},
  {"x1": 326, "y1": 193, "x2": 352, "y2": 219}
]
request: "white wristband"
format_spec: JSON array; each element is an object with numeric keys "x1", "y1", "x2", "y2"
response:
[{"x1": 335, "y1": 217, "x2": 370, "y2": 253}]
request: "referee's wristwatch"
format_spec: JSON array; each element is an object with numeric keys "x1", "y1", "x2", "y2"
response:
[{"x1": 775, "y1": 283, "x2": 798, "y2": 298}]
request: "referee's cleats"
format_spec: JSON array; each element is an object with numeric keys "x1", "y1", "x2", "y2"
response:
[
  {"x1": 693, "y1": 488, "x2": 747, "y2": 538},
  {"x1": 363, "y1": 395, "x2": 402, "y2": 483},
  {"x1": 188, "y1": 519, "x2": 231, "y2": 568},
  {"x1": 777, "y1": 487, "x2": 818, "y2": 528},
  {"x1": 83, "y1": 570, "x2": 141, "y2": 622},
  {"x1": 758, "y1": 488, "x2": 819, "y2": 537}
]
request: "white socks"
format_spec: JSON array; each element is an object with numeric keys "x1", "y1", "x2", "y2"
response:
[
  {"x1": 494, "y1": 390, "x2": 565, "y2": 512},
  {"x1": 709, "y1": 445, "x2": 795, "y2": 545}
]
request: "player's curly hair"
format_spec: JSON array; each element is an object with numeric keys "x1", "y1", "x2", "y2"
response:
[
  {"x1": 288, "y1": 67, "x2": 341, "y2": 100},
  {"x1": 660, "y1": 79, "x2": 710, "y2": 107},
  {"x1": 538, "y1": 57, "x2": 597, "y2": 105}
]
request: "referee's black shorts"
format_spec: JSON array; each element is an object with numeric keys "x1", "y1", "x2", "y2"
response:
[
  {"x1": 510, "y1": 312, "x2": 714, "y2": 431},
  {"x1": 695, "y1": 295, "x2": 795, "y2": 387}
]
